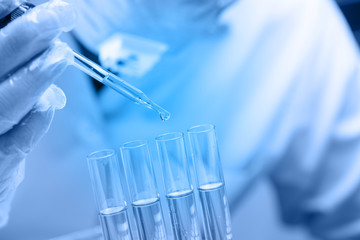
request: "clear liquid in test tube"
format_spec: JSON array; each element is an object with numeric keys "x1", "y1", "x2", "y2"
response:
[
  {"x1": 156, "y1": 132, "x2": 201, "y2": 240},
  {"x1": 87, "y1": 149, "x2": 133, "y2": 240},
  {"x1": 120, "y1": 140, "x2": 167, "y2": 240},
  {"x1": 187, "y1": 124, "x2": 232, "y2": 240}
]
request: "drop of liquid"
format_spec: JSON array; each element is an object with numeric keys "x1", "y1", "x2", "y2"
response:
[
  {"x1": 159, "y1": 111, "x2": 171, "y2": 121},
  {"x1": 137, "y1": 97, "x2": 170, "y2": 121}
]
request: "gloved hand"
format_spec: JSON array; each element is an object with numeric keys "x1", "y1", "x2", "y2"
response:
[
  {"x1": 74, "y1": 0, "x2": 237, "y2": 53},
  {"x1": 0, "y1": 0, "x2": 76, "y2": 227}
]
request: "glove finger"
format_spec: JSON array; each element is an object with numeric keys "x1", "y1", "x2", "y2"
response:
[
  {"x1": 0, "y1": 84, "x2": 64, "y2": 227},
  {"x1": 0, "y1": 40, "x2": 73, "y2": 135},
  {"x1": 0, "y1": 0, "x2": 24, "y2": 18},
  {"x1": 35, "y1": 84, "x2": 66, "y2": 112},
  {"x1": 0, "y1": 0, "x2": 77, "y2": 78},
  {"x1": 0, "y1": 107, "x2": 55, "y2": 183}
]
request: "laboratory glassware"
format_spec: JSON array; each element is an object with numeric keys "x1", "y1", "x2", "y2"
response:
[
  {"x1": 156, "y1": 132, "x2": 201, "y2": 240},
  {"x1": 72, "y1": 52, "x2": 170, "y2": 121},
  {"x1": 87, "y1": 149, "x2": 133, "y2": 240},
  {"x1": 0, "y1": 2, "x2": 170, "y2": 121},
  {"x1": 187, "y1": 124, "x2": 232, "y2": 240},
  {"x1": 120, "y1": 140, "x2": 167, "y2": 240}
]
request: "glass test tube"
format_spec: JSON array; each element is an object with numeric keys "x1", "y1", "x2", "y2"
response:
[
  {"x1": 87, "y1": 149, "x2": 132, "y2": 240},
  {"x1": 156, "y1": 132, "x2": 201, "y2": 240},
  {"x1": 120, "y1": 140, "x2": 167, "y2": 240},
  {"x1": 187, "y1": 124, "x2": 232, "y2": 240}
]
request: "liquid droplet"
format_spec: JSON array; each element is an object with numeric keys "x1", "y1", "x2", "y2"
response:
[{"x1": 160, "y1": 111, "x2": 171, "y2": 121}]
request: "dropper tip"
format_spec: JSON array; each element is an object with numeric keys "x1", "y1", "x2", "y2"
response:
[
  {"x1": 160, "y1": 111, "x2": 171, "y2": 121},
  {"x1": 148, "y1": 100, "x2": 170, "y2": 121},
  {"x1": 136, "y1": 96, "x2": 170, "y2": 121}
]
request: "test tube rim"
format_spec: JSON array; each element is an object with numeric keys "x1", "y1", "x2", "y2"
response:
[
  {"x1": 121, "y1": 139, "x2": 148, "y2": 149},
  {"x1": 87, "y1": 149, "x2": 116, "y2": 161},
  {"x1": 187, "y1": 123, "x2": 215, "y2": 134},
  {"x1": 155, "y1": 132, "x2": 184, "y2": 142}
]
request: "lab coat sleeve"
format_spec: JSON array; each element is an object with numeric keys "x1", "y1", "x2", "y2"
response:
[
  {"x1": 271, "y1": 67, "x2": 360, "y2": 240},
  {"x1": 269, "y1": 1, "x2": 360, "y2": 239}
]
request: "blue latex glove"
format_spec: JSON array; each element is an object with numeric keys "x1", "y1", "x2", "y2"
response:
[{"x1": 0, "y1": 0, "x2": 76, "y2": 226}]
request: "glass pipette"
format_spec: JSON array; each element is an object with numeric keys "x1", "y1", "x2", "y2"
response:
[
  {"x1": 72, "y1": 52, "x2": 170, "y2": 121},
  {"x1": 0, "y1": 2, "x2": 171, "y2": 121}
]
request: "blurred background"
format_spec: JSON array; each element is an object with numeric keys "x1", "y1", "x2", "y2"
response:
[
  {"x1": 233, "y1": 1, "x2": 360, "y2": 239},
  {"x1": 338, "y1": 0, "x2": 360, "y2": 45},
  {"x1": 232, "y1": 2, "x2": 360, "y2": 240}
]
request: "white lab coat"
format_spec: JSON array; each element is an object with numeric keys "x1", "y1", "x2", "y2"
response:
[{"x1": 1, "y1": 0, "x2": 360, "y2": 239}]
